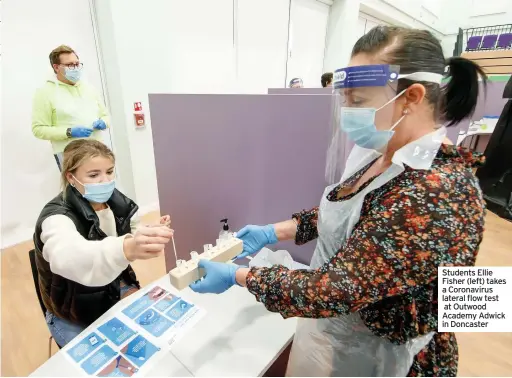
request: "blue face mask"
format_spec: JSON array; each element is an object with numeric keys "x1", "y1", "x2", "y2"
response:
[
  {"x1": 340, "y1": 90, "x2": 407, "y2": 151},
  {"x1": 73, "y1": 176, "x2": 115, "y2": 203},
  {"x1": 64, "y1": 67, "x2": 82, "y2": 83}
]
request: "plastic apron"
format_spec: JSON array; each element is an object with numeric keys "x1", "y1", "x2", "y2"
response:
[
  {"x1": 52, "y1": 80, "x2": 103, "y2": 154},
  {"x1": 286, "y1": 128, "x2": 447, "y2": 377}
]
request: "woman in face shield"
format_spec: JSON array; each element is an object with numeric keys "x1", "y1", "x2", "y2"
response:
[{"x1": 191, "y1": 26, "x2": 487, "y2": 377}]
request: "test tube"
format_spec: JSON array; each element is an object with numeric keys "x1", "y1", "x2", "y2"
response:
[
  {"x1": 176, "y1": 259, "x2": 186, "y2": 270},
  {"x1": 203, "y1": 244, "x2": 214, "y2": 255},
  {"x1": 190, "y1": 251, "x2": 199, "y2": 261}
]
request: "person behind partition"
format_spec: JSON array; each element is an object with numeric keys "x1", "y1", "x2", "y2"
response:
[
  {"x1": 32, "y1": 45, "x2": 111, "y2": 171},
  {"x1": 321, "y1": 72, "x2": 333, "y2": 87},
  {"x1": 189, "y1": 26, "x2": 487, "y2": 377},
  {"x1": 289, "y1": 77, "x2": 303, "y2": 88},
  {"x1": 34, "y1": 139, "x2": 173, "y2": 347}
]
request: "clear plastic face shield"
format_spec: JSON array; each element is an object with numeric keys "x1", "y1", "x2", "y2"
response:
[
  {"x1": 289, "y1": 78, "x2": 303, "y2": 88},
  {"x1": 325, "y1": 64, "x2": 400, "y2": 184},
  {"x1": 325, "y1": 64, "x2": 443, "y2": 184}
]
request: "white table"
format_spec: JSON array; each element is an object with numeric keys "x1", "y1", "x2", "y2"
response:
[
  {"x1": 456, "y1": 116, "x2": 499, "y2": 147},
  {"x1": 31, "y1": 272, "x2": 298, "y2": 377}
]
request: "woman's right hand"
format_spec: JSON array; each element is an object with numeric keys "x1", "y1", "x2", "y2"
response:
[
  {"x1": 123, "y1": 225, "x2": 174, "y2": 261},
  {"x1": 236, "y1": 224, "x2": 278, "y2": 258}
]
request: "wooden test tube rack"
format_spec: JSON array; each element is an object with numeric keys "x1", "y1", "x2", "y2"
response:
[{"x1": 168, "y1": 237, "x2": 243, "y2": 290}]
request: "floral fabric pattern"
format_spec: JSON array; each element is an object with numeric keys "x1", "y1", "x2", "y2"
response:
[{"x1": 246, "y1": 145, "x2": 485, "y2": 377}]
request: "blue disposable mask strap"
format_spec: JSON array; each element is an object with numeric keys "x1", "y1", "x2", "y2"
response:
[
  {"x1": 71, "y1": 174, "x2": 82, "y2": 187},
  {"x1": 389, "y1": 113, "x2": 406, "y2": 132},
  {"x1": 376, "y1": 89, "x2": 407, "y2": 112},
  {"x1": 374, "y1": 89, "x2": 408, "y2": 133}
]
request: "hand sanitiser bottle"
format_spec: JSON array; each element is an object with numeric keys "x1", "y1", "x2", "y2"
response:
[{"x1": 219, "y1": 218, "x2": 230, "y2": 239}]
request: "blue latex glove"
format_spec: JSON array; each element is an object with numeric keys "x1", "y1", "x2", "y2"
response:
[
  {"x1": 189, "y1": 260, "x2": 240, "y2": 294},
  {"x1": 235, "y1": 224, "x2": 278, "y2": 259},
  {"x1": 92, "y1": 119, "x2": 107, "y2": 130},
  {"x1": 70, "y1": 127, "x2": 93, "y2": 138}
]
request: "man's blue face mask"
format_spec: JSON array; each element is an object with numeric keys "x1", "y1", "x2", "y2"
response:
[
  {"x1": 340, "y1": 89, "x2": 407, "y2": 151},
  {"x1": 64, "y1": 67, "x2": 82, "y2": 83}
]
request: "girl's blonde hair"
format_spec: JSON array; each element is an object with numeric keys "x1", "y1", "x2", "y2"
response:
[{"x1": 61, "y1": 140, "x2": 115, "y2": 196}]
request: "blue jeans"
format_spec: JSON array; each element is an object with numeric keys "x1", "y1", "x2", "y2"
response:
[
  {"x1": 46, "y1": 311, "x2": 85, "y2": 347},
  {"x1": 46, "y1": 284, "x2": 137, "y2": 347}
]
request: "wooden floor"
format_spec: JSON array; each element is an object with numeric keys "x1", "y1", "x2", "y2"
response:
[{"x1": 1, "y1": 212, "x2": 512, "y2": 376}]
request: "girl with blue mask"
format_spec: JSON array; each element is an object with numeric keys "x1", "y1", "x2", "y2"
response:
[{"x1": 33, "y1": 139, "x2": 173, "y2": 348}]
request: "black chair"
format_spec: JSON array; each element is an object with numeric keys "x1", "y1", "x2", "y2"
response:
[{"x1": 28, "y1": 249, "x2": 61, "y2": 357}]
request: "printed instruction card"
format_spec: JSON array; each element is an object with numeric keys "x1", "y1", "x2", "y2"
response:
[{"x1": 63, "y1": 283, "x2": 206, "y2": 376}]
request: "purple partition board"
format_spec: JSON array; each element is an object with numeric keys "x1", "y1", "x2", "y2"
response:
[
  {"x1": 445, "y1": 81, "x2": 507, "y2": 144},
  {"x1": 149, "y1": 94, "x2": 333, "y2": 270},
  {"x1": 473, "y1": 81, "x2": 507, "y2": 119},
  {"x1": 268, "y1": 88, "x2": 332, "y2": 95}
]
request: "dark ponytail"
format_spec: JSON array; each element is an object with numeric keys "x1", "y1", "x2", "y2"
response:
[
  {"x1": 443, "y1": 57, "x2": 487, "y2": 126},
  {"x1": 352, "y1": 26, "x2": 487, "y2": 127}
]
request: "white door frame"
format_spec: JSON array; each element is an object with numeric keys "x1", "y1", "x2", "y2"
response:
[{"x1": 87, "y1": 0, "x2": 115, "y2": 152}]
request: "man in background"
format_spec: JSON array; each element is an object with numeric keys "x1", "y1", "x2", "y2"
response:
[
  {"x1": 289, "y1": 78, "x2": 303, "y2": 88},
  {"x1": 321, "y1": 72, "x2": 333, "y2": 88},
  {"x1": 32, "y1": 45, "x2": 110, "y2": 171}
]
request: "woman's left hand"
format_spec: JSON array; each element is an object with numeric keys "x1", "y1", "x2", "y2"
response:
[
  {"x1": 159, "y1": 215, "x2": 171, "y2": 228},
  {"x1": 189, "y1": 260, "x2": 240, "y2": 294},
  {"x1": 92, "y1": 119, "x2": 107, "y2": 130}
]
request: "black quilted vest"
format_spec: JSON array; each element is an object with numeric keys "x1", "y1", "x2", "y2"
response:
[{"x1": 33, "y1": 185, "x2": 140, "y2": 326}]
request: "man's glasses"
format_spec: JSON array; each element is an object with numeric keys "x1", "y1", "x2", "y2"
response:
[{"x1": 60, "y1": 63, "x2": 83, "y2": 70}]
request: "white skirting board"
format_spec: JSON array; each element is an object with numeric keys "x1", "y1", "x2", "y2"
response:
[
  {"x1": 0, "y1": 201, "x2": 161, "y2": 250},
  {"x1": 0, "y1": 227, "x2": 36, "y2": 250}
]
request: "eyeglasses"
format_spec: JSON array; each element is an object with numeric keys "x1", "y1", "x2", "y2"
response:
[{"x1": 60, "y1": 62, "x2": 83, "y2": 70}]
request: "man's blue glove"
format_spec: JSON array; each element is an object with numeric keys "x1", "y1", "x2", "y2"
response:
[
  {"x1": 189, "y1": 260, "x2": 240, "y2": 294},
  {"x1": 235, "y1": 224, "x2": 278, "y2": 259},
  {"x1": 92, "y1": 119, "x2": 107, "y2": 130},
  {"x1": 70, "y1": 127, "x2": 93, "y2": 138}
]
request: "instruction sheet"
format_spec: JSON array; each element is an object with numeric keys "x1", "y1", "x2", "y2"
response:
[{"x1": 63, "y1": 284, "x2": 205, "y2": 376}]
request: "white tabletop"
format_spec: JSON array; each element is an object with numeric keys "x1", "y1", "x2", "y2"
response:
[
  {"x1": 31, "y1": 273, "x2": 298, "y2": 377},
  {"x1": 456, "y1": 117, "x2": 499, "y2": 145}
]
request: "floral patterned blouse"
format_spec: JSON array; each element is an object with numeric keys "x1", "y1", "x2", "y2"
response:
[{"x1": 246, "y1": 144, "x2": 486, "y2": 377}]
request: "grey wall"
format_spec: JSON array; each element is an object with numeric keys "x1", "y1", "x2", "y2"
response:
[
  {"x1": 445, "y1": 80, "x2": 508, "y2": 146},
  {"x1": 150, "y1": 94, "x2": 333, "y2": 270},
  {"x1": 473, "y1": 81, "x2": 508, "y2": 119},
  {"x1": 268, "y1": 88, "x2": 332, "y2": 95}
]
